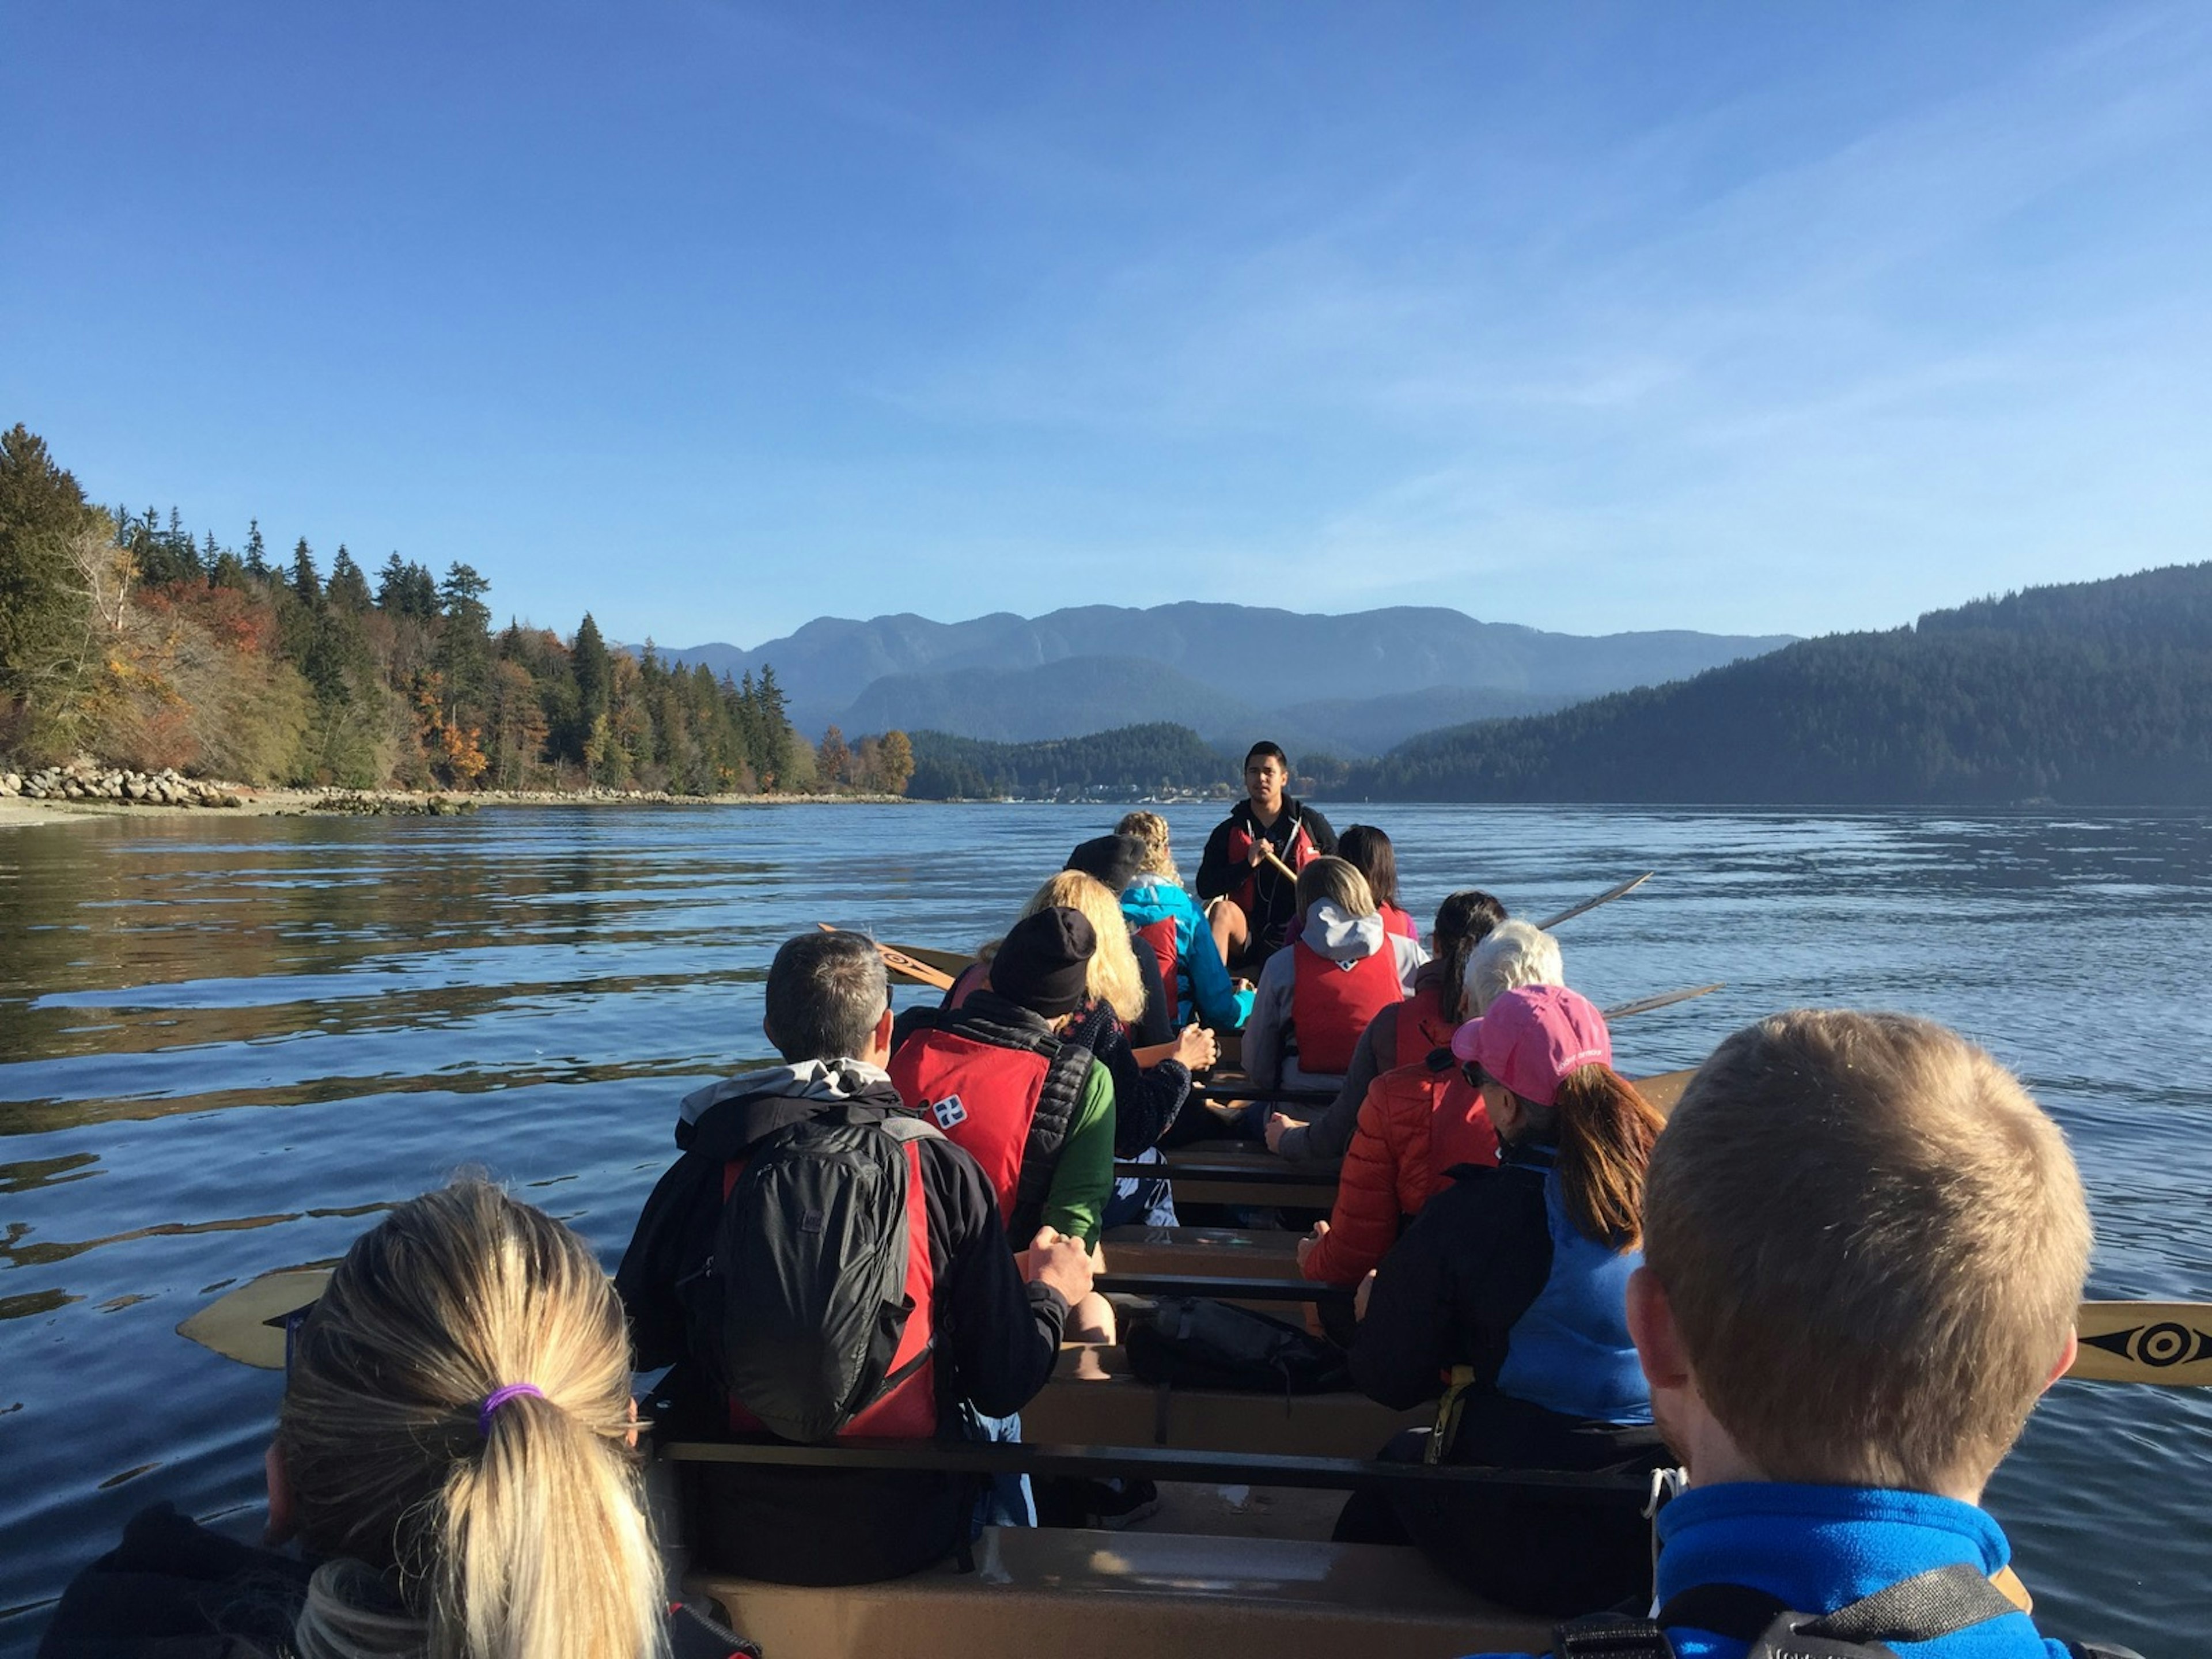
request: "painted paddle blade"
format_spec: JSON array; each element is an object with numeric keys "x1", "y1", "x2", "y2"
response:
[
  {"x1": 2068, "y1": 1302, "x2": 2212, "y2": 1386},
  {"x1": 815, "y1": 922, "x2": 961, "y2": 990},
  {"x1": 1533, "y1": 872, "x2": 1653, "y2": 933},
  {"x1": 176, "y1": 1267, "x2": 334, "y2": 1369},
  {"x1": 1603, "y1": 983, "x2": 1724, "y2": 1021}
]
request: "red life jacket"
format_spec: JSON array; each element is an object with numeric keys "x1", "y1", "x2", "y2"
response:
[
  {"x1": 1289, "y1": 939, "x2": 1406, "y2": 1075},
  {"x1": 719, "y1": 1139, "x2": 937, "y2": 1439},
  {"x1": 1133, "y1": 916, "x2": 1180, "y2": 1005},
  {"x1": 944, "y1": 961, "x2": 989, "y2": 1010},
  {"x1": 887, "y1": 1002, "x2": 1092, "y2": 1239},
  {"x1": 1394, "y1": 989, "x2": 1459, "y2": 1069},
  {"x1": 1425, "y1": 1063, "x2": 1500, "y2": 1181},
  {"x1": 1224, "y1": 812, "x2": 1321, "y2": 922}
]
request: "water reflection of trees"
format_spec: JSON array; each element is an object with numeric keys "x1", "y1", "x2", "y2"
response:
[{"x1": 0, "y1": 819, "x2": 794, "y2": 1139}]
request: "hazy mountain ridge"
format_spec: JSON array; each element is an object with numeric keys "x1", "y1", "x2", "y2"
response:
[
  {"x1": 1345, "y1": 563, "x2": 2212, "y2": 805},
  {"x1": 645, "y1": 603, "x2": 1790, "y2": 756}
]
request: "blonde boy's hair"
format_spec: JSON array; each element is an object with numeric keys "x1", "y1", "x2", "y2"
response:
[
  {"x1": 1645, "y1": 1010, "x2": 2090, "y2": 1494},
  {"x1": 1115, "y1": 811, "x2": 1179, "y2": 881},
  {"x1": 1294, "y1": 855, "x2": 1376, "y2": 920},
  {"x1": 1021, "y1": 870, "x2": 1146, "y2": 1025}
]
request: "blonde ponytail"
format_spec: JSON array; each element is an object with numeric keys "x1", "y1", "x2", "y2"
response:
[{"x1": 280, "y1": 1180, "x2": 665, "y2": 1659}]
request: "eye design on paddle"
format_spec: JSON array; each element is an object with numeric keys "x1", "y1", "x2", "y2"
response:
[{"x1": 2081, "y1": 1321, "x2": 2212, "y2": 1368}]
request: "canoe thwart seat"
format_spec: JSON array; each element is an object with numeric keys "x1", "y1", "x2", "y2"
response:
[
  {"x1": 656, "y1": 1435, "x2": 1652, "y2": 1503},
  {"x1": 1094, "y1": 1271, "x2": 1350, "y2": 1303},
  {"x1": 684, "y1": 1525, "x2": 1554, "y2": 1659},
  {"x1": 1101, "y1": 1227, "x2": 1307, "y2": 1287},
  {"x1": 1116, "y1": 1157, "x2": 1342, "y2": 1188},
  {"x1": 1030, "y1": 1343, "x2": 1430, "y2": 1457}
]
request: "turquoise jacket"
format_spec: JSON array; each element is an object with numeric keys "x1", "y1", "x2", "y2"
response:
[{"x1": 1120, "y1": 876, "x2": 1253, "y2": 1029}]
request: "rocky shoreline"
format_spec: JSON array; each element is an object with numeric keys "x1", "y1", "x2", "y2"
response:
[
  {"x1": 0, "y1": 760, "x2": 912, "y2": 827},
  {"x1": 4, "y1": 762, "x2": 245, "y2": 808}
]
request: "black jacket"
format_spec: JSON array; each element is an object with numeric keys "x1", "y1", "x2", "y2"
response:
[
  {"x1": 1195, "y1": 798, "x2": 1338, "y2": 957},
  {"x1": 615, "y1": 1060, "x2": 1069, "y2": 1585},
  {"x1": 1065, "y1": 945, "x2": 1193, "y2": 1156},
  {"x1": 37, "y1": 1505, "x2": 754, "y2": 1659}
]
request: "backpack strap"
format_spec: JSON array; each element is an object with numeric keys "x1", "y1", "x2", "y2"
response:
[
  {"x1": 1547, "y1": 1613, "x2": 1675, "y2": 1658},
  {"x1": 1791, "y1": 1562, "x2": 2020, "y2": 1646},
  {"x1": 1010, "y1": 1041, "x2": 1094, "y2": 1240},
  {"x1": 1624, "y1": 1562, "x2": 2018, "y2": 1658},
  {"x1": 878, "y1": 1114, "x2": 945, "y2": 1146}
]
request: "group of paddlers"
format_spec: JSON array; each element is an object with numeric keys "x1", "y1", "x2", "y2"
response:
[{"x1": 39, "y1": 743, "x2": 2145, "y2": 1658}]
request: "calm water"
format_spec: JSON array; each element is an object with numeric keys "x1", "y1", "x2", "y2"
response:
[{"x1": 1, "y1": 803, "x2": 2207, "y2": 1652}]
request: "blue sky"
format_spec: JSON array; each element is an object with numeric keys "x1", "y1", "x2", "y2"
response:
[{"x1": 3, "y1": 2, "x2": 2209, "y2": 647}]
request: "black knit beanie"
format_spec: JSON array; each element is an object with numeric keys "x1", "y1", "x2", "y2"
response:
[
  {"x1": 1065, "y1": 833, "x2": 1147, "y2": 893},
  {"x1": 989, "y1": 906, "x2": 1096, "y2": 1017}
]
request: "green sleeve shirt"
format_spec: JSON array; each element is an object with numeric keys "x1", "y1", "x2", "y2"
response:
[{"x1": 1040, "y1": 1055, "x2": 1116, "y2": 1247}]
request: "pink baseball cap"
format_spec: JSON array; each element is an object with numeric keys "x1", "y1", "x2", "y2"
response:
[{"x1": 1450, "y1": 984, "x2": 1613, "y2": 1107}]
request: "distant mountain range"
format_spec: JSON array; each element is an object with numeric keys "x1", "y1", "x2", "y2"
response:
[
  {"x1": 639, "y1": 604, "x2": 1791, "y2": 758},
  {"x1": 1345, "y1": 563, "x2": 2212, "y2": 805}
]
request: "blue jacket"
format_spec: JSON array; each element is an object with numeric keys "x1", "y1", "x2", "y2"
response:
[
  {"x1": 1467, "y1": 1482, "x2": 2067, "y2": 1658},
  {"x1": 1351, "y1": 1143, "x2": 1650, "y2": 1435},
  {"x1": 1120, "y1": 877, "x2": 1253, "y2": 1029}
]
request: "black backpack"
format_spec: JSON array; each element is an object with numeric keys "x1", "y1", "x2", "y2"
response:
[
  {"x1": 1123, "y1": 1297, "x2": 1351, "y2": 1396},
  {"x1": 684, "y1": 1108, "x2": 941, "y2": 1444}
]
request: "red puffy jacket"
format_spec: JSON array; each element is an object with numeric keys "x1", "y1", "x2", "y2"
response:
[{"x1": 1299, "y1": 1058, "x2": 1499, "y2": 1287}]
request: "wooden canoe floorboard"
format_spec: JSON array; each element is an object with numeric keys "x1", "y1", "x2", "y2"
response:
[{"x1": 685, "y1": 1526, "x2": 1554, "y2": 1659}]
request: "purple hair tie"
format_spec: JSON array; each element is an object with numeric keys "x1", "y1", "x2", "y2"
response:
[{"x1": 478, "y1": 1382, "x2": 545, "y2": 1437}]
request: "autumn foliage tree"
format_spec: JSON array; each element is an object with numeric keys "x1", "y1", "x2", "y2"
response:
[{"x1": 0, "y1": 425, "x2": 806, "y2": 793}]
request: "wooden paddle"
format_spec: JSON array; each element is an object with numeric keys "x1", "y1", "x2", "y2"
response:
[
  {"x1": 176, "y1": 1268, "x2": 2212, "y2": 1389},
  {"x1": 1534, "y1": 872, "x2": 1653, "y2": 932},
  {"x1": 1602, "y1": 983, "x2": 1724, "y2": 1021},
  {"x1": 176, "y1": 1266, "x2": 332, "y2": 1369},
  {"x1": 817, "y1": 923, "x2": 957, "y2": 992}
]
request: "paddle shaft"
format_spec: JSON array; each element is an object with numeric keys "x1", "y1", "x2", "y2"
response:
[
  {"x1": 177, "y1": 1262, "x2": 2212, "y2": 1389},
  {"x1": 1601, "y1": 983, "x2": 1724, "y2": 1021},
  {"x1": 1534, "y1": 871, "x2": 1653, "y2": 933}
]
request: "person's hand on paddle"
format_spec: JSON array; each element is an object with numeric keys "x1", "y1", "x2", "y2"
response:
[
  {"x1": 1025, "y1": 1226, "x2": 1094, "y2": 1307},
  {"x1": 1264, "y1": 1112, "x2": 1297, "y2": 1155},
  {"x1": 1295, "y1": 1218, "x2": 1329, "y2": 1270},
  {"x1": 1354, "y1": 1268, "x2": 1376, "y2": 1323},
  {"x1": 1173, "y1": 1022, "x2": 1218, "y2": 1070}
]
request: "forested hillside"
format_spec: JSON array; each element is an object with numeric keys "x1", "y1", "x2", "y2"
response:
[
  {"x1": 0, "y1": 425, "x2": 813, "y2": 793},
  {"x1": 1349, "y1": 563, "x2": 2212, "y2": 805},
  {"x1": 907, "y1": 724, "x2": 1231, "y2": 800}
]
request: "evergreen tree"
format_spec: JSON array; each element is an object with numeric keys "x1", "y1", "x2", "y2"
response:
[
  {"x1": 752, "y1": 663, "x2": 793, "y2": 789},
  {"x1": 327, "y1": 546, "x2": 372, "y2": 611},
  {"x1": 376, "y1": 552, "x2": 410, "y2": 611},
  {"x1": 244, "y1": 520, "x2": 268, "y2": 578},
  {"x1": 290, "y1": 538, "x2": 321, "y2": 606},
  {"x1": 0, "y1": 425, "x2": 102, "y2": 732},
  {"x1": 573, "y1": 612, "x2": 612, "y2": 725}
]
